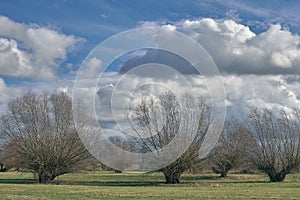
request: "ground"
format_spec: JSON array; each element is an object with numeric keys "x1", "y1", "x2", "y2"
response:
[{"x1": 0, "y1": 171, "x2": 300, "y2": 199}]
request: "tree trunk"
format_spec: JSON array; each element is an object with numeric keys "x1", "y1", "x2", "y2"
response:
[
  {"x1": 0, "y1": 163, "x2": 4, "y2": 172},
  {"x1": 267, "y1": 172, "x2": 287, "y2": 182},
  {"x1": 164, "y1": 172, "x2": 181, "y2": 184},
  {"x1": 212, "y1": 166, "x2": 230, "y2": 178},
  {"x1": 220, "y1": 171, "x2": 228, "y2": 178},
  {"x1": 38, "y1": 173, "x2": 49, "y2": 184}
]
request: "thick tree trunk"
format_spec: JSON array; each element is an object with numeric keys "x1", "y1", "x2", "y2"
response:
[
  {"x1": 0, "y1": 163, "x2": 4, "y2": 171},
  {"x1": 267, "y1": 172, "x2": 287, "y2": 182},
  {"x1": 220, "y1": 171, "x2": 228, "y2": 178},
  {"x1": 212, "y1": 166, "x2": 230, "y2": 178},
  {"x1": 38, "y1": 173, "x2": 49, "y2": 184},
  {"x1": 164, "y1": 172, "x2": 181, "y2": 184}
]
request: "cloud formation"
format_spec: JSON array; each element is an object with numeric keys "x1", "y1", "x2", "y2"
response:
[
  {"x1": 121, "y1": 19, "x2": 300, "y2": 118},
  {"x1": 95, "y1": 72, "x2": 300, "y2": 124},
  {"x1": 0, "y1": 77, "x2": 23, "y2": 115},
  {"x1": 0, "y1": 16, "x2": 82, "y2": 80},
  {"x1": 119, "y1": 49, "x2": 198, "y2": 75},
  {"x1": 139, "y1": 18, "x2": 300, "y2": 75},
  {"x1": 78, "y1": 57, "x2": 103, "y2": 78},
  {"x1": 180, "y1": 19, "x2": 300, "y2": 75},
  {"x1": 2, "y1": 16, "x2": 300, "y2": 121},
  {"x1": 223, "y1": 75, "x2": 300, "y2": 117}
]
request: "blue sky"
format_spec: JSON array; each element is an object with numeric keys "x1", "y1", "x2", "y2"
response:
[
  {"x1": 2, "y1": 0, "x2": 300, "y2": 74},
  {"x1": 1, "y1": 0, "x2": 300, "y2": 117}
]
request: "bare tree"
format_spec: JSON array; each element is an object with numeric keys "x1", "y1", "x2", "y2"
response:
[
  {"x1": 0, "y1": 92, "x2": 91, "y2": 183},
  {"x1": 209, "y1": 121, "x2": 255, "y2": 177},
  {"x1": 108, "y1": 136, "x2": 136, "y2": 173},
  {"x1": 132, "y1": 92, "x2": 212, "y2": 184},
  {"x1": 247, "y1": 108, "x2": 300, "y2": 182}
]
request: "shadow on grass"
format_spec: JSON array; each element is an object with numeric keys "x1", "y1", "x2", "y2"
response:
[
  {"x1": 0, "y1": 174, "x2": 268, "y2": 186},
  {"x1": 182, "y1": 175, "x2": 219, "y2": 181},
  {"x1": 52, "y1": 180, "x2": 161, "y2": 186},
  {"x1": 0, "y1": 179, "x2": 36, "y2": 184},
  {"x1": 0, "y1": 178, "x2": 161, "y2": 186},
  {"x1": 181, "y1": 175, "x2": 267, "y2": 184}
]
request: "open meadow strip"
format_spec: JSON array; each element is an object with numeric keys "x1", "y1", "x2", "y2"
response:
[{"x1": 0, "y1": 172, "x2": 300, "y2": 199}]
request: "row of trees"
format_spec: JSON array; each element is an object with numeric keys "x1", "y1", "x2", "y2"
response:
[
  {"x1": 1, "y1": 92, "x2": 300, "y2": 183},
  {"x1": 210, "y1": 109, "x2": 300, "y2": 182},
  {"x1": 132, "y1": 92, "x2": 300, "y2": 182}
]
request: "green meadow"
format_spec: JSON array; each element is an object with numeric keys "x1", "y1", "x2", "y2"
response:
[{"x1": 1, "y1": 171, "x2": 300, "y2": 200}]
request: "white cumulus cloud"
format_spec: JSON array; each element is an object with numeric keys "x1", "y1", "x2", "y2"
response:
[
  {"x1": 139, "y1": 18, "x2": 300, "y2": 75},
  {"x1": 0, "y1": 16, "x2": 82, "y2": 80},
  {"x1": 78, "y1": 57, "x2": 103, "y2": 78},
  {"x1": 179, "y1": 19, "x2": 300, "y2": 75}
]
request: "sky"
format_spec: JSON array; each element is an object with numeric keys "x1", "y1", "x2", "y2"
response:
[{"x1": 1, "y1": 0, "x2": 300, "y2": 120}]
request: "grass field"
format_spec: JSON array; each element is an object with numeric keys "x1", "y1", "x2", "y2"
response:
[{"x1": 0, "y1": 171, "x2": 300, "y2": 199}]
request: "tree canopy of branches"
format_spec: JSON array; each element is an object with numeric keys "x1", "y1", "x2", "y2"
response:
[
  {"x1": 0, "y1": 92, "x2": 90, "y2": 183},
  {"x1": 209, "y1": 121, "x2": 255, "y2": 177},
  {"x1": 132, "y1": 92, "x2": 212, "y2": 184},
  {"x1": 247, "y1": 108, "x2": 300, "y2": 182}
]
